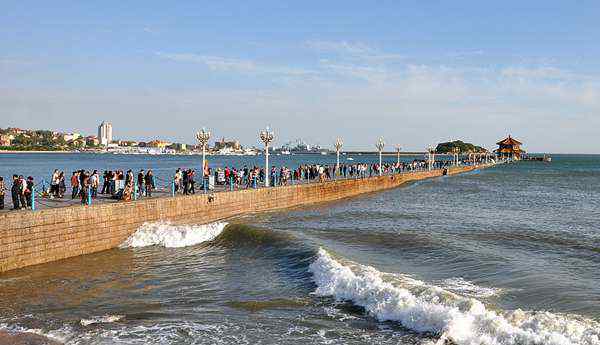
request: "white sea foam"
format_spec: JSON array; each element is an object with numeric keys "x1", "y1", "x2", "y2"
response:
[
  {"x1": 441, "y1": 277, "x2": 503, "y2": 298},
  {"x1": 0, "y1": 322, "x2": 72, "y2": 343},
  {"x1": 119, "y1": 221, "x2": 227, "y2": 248},
  {"x1": 309, "y1": 248, "x2": 600, "y2": 345},
  {"x1": 80, "y1": 314, "x2": 124, "y2": 326}
]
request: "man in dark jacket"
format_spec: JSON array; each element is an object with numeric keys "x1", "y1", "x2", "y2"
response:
[
  {"x1": 137, "y1": 170, "x2": 145, "y2": 197},
  {"x1": 11, "y1": 175, "x2": 21, "y2": 210},
  {"x1": 0, "y1": 176, "x2": 5, "y2": 210}
]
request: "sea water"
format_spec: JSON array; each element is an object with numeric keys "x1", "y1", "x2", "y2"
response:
[{"x1": 0, "y1": 154, "x2": 599, "y2": 344}]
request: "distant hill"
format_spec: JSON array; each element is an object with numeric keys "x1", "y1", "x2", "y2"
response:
[{"x1": 435, "y1": 140, "x2": 485, "y2": 154}]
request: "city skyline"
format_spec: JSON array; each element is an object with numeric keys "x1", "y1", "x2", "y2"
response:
[{"x1": 2, "y1": 1, "x2": 600, "y2": 153}]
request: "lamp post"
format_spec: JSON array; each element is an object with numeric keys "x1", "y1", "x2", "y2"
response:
[
  {"x1": 427, "y1": 146, "x2": 436, "y2": 171},
  {"x1": 195, "y1": 127, "x2": 211, "y2": 174},
  {"x1": 334, "y1": 137, "x2": 343, "y2": 178},
  {"x1": 395, "y1": 145, "x2": 401, "y2": 166},
  {"x1": 259, "y1": 126, "x2": 274, "y2": 187},
  {"x1": 453, "y1": 147, "x2": 460, "y2": 166},
  {"x1": 376, "y1": 137, "x2": 385, "y2": 176}
]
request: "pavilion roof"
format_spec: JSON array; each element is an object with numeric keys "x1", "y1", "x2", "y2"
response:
[{"x1": 496, "y1": 135, "x2": 522, "y2": 146}]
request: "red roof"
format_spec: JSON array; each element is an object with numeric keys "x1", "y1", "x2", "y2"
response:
[{"x1": 496, "y1": 135, "x2": 522, "y2": 146}]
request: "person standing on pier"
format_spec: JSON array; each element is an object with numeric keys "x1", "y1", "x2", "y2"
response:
[
  {"x1": 50, "y1": 169, "x2": 60, "y2": 199},
  {"x1": 0, "y1": 176, "x2": 5, "y2": 210},
  {"x1": 174, "y1": 169, "x2": 182, "y2": 194},
  {"x1": 90, "y1": 170, "x2": 99, "y2": 198},
  {"x1": 10, "y1": 175, "x2": 21, "y2": 210},
  {"x1": 58, "y1": 171, "x2": 66, "y2": 198},
  {"x1": 71, "y1": 171, "x2": 80, "y2": 199},
  {"x1": 80, "y1": 171, "x2": 90, "y2": 205},
  {"x1": 11, "y1": 175, "x2": 21, "y2": 210},
  {"x1": 101, "y1": 171, "x2": 109, "y2": 194},
  {"x1": 17, "y1": 175, "x2": 27, "y2": 209},
  {"x1": 25, "y1": 176, "x2": 34, "y2": 209},
  {"x1": 182, "y1": 169, "x2": 190, "y2": 195},
  {"x1": 137, "y1": 170, "x2": 145, "y2": 197},
  {"x1": 144, "y1": 170, "x2": 155, "y2": 197},
  {"x1": 189, "y1": 169, "x2": 196, "y2": 194}
]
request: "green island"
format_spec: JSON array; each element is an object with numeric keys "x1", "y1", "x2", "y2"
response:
[{"x1": 435, "y1": 140, "x2": 486, "y2": 154}]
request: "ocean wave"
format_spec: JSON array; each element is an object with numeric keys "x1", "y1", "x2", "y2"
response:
[
  {"x1": 212, "y1": 223, "x2": 296, "y2": 247},
  {"x1": 0, "y1": 323, "x2": 69, "y2": 344},
  {"x1": 80, "y1": 315, "x2": 124, "y2": 326},
  {"x1": 309, "y1": 248, "x2": 600, "y2": 345},
  {"x1": 440, "y1": 277, "x2": 503, "y2": 298},
  {"x1": 119, "y1": 221, "x2": 227, "y2": 248}
]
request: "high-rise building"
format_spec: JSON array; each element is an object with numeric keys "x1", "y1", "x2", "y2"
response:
[{"x1": 98, "y1": 121, "x2": 113, "y2": 146}]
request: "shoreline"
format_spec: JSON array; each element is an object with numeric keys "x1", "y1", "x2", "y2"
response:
[{"x1": 0, "y1": 150, "x2": 78, "y2": 154}]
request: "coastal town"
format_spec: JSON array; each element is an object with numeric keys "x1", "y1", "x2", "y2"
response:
[{"x1": 0, "y1": 122, "x2": 338, "y2": 156}]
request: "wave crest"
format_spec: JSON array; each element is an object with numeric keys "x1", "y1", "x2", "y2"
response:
[
  {"x1": 120, "y1": 221, "x2": 227, "y2": 248},
  {"x1": 80, "y1": 315, "x2": 124, "y2": 326},
  {"x1": 309, "y1": 248, "x2": 600, "y2": 345}
]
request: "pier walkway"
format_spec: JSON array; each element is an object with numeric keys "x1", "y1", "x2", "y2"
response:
[
  {"x1": 0, "y1": 162, "x2": 486, "y2": 214},
  {"x1": 0, "y1": 162, "x2": 496, "y2": 273}
]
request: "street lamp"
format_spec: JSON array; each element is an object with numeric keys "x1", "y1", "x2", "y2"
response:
[
  {"x1": 376, "y1": 137, "x2": 385, "y2": 176},
  {"x1": 453, "y1": 147, "x2": 460, "y2": 166},
  {"x1": 259, "y1": 126, "x2": 274, "y2": 187},
  {"x1": 427, "y1": 146, "x2": 436, "y2": 171},
  {"x1": 395, "y1": 144, "x2": 401, "y2": 166},
  {"x1": 195, "y1": 127, "x2": 211, "y2": 174},
  {"x1": 334, "y1": 137, "x2": 343, "y2": 178}
]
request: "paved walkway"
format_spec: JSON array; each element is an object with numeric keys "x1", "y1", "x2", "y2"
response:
[
  {"x1": 0, "y1": 163, "x2": 489, "y2": 214},
  {"x1": 0, "y1": 173, "x2": 386, "y2": 213}
]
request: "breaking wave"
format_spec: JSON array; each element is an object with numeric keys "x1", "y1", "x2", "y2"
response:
[
  {"x1": 309, "y1": 248, "x2": 600, "y2": 345},
  {"x1": 119, "y1": 221, "x2": 228, "y2": 248},
  {"x1": 80, "y1": 314, "x2": 124, "y2": 326}
]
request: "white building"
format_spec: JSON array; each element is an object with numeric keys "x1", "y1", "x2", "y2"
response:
[
  {"x1": 98, "y1": 121, "x2": 113, "y2": 146},
  {"x1": 63, "y1": 132, "x2": 81, "y2": 142}
]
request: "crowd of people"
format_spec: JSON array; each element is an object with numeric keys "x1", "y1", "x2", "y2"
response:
[
  {"x1": 0, "y1": 175, "x2": 35, "y2": 210},
  {"x1": 0, "y1": 158, "x2": 469, "y2": 212}
]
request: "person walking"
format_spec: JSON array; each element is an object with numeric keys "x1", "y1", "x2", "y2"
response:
[{"x1": 0, "y1": 176, "x2": 5, "y2": 210}]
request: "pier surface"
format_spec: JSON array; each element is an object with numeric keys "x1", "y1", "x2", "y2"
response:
[{"x1": 0, "y1": 164, "x2": 491, "y2": 273}]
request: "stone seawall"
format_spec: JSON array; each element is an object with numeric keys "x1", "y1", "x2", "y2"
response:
[{"x1": 0, "y1": 165, "x2": 485, "y2": 273}]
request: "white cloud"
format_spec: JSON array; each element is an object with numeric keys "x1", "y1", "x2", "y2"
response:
[
  {"x1": 306, "y1": 40, "x2": 375, "y2": 56},
  {"x1": 156, "y1": 52, "x2": 257, "y2": 72},
  {"x1": 306, "y1": 40, "x2": 403, "y2": 62},
  {"x1": 501, "y1": 66, "x2": 574, "y2": 80},
  {"x1": 156, "y1": 52, "x2": 314, "y2": 77}
]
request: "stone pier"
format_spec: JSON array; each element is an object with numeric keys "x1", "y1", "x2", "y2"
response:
[{"x1": 0, "y1": 164, "x2": 489, "y2": 273}]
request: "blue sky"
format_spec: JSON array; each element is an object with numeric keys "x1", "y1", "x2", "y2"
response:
[{"x1": 1, "y1": 1, "x2": 599, "y2": 152}]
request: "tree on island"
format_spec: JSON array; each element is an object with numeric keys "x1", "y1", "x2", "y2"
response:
[{"x1": 435, "y1": 140, "x2": 486, "y2": 154}]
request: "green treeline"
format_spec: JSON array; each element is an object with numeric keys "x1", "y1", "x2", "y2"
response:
[{"x1": 435, "y1": 140, "x2": 486, "y2": 153}]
